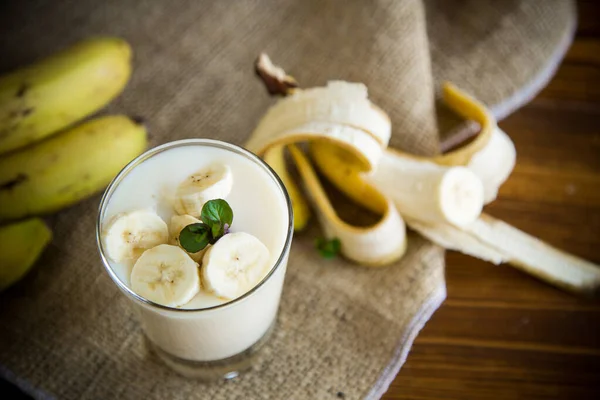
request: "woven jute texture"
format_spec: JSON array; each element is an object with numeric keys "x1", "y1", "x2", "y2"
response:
[{"x1": 0, "y1": 1, "x2": 574, "y2": 399}]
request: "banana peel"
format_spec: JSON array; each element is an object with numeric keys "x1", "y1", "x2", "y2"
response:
[
  {"x1": 435, "y1": 83, "x2": 516, "y2": 203},
  {"x1": 249, "y1": 63, "x2": 600, "y2": 294},
  {"x1": 247, "y1": 81, "x2": 408, "y2": 266},
  {"x1": 247, "y1": 80, "x2": 489, "y2": 265},
  {"x1": 308, "y1": 140, "x2": 388, "y2": 215},
  {"x1": 288, "y1": 144, "x2": 406, "y2": 266},
  {"x1": 0, "y1": 218, "x2": 52, "y2": 291},
  {"x1": 263, "y1": 145, "x2": 311, "y2": 231},
  {"x1": 410, "y1": 214, "x2": 600, "y2": 297}
]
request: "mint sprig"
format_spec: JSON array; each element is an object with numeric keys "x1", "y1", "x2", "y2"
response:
[
  {"x1": 201, "y1": 199, "x2": 233, "y2": 239},
  {"x1": 315, "y1": 237, "x2": 341, "y2": 259},
  {"x1": 179, "y1": 223, "x2": 212, "y2": 253},
  {"x1": 179, "y1": 199, "x2": 233, "y2": 253}
]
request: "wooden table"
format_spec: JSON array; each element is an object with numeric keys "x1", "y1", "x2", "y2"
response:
[{"x1": 384, "y1": 2, "x2": 600, "y2": 399}]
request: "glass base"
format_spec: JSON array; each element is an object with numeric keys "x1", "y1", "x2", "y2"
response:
[{"x1": 147, "y1": 322, "x2": 275, "y2": 380}]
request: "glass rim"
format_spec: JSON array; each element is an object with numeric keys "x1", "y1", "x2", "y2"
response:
[{"x1": 96, "y1": 138, "x2": 294, "y2": 313}]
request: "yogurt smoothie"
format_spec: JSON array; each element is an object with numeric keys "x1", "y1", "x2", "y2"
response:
[{"x1": 97, "y1": 139, "x2": 292, "y2": 375}]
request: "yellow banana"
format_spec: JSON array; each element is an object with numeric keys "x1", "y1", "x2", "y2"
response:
[
  {"x1": 0, "y1": 115, "x2": 147, "y2": 221},
  {"x1": 0, "y1": 218, "x2": 52, "y2": 291},
  {"x1": 0, "y1": 37, "x2": 132, "y2": 154}
]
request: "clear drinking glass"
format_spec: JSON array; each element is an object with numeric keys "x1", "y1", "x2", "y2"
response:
[{"x1": 96, "y1": 139, "x2": 293, "y2": 379}]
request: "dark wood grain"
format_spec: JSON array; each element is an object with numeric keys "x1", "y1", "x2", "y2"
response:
[{"x1": 384, "y1": 2, "x2": 600, "y2": 399}]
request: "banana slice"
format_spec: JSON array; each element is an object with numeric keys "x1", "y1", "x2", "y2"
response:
[
  {"x1": 103, "y1": 209, "x2": 169, "y2": 263},
  {"x1": 173, "y1": 163, "x2": 233, "y2": 217},
  {"x1": 201, "y1": 232, "x2": 270, "y2": 300},
  {"x1": 130, "y1": 244, "x2": 200, "y2": 307},
  {"x1": 170, "y1": 214, "x2": 207, "y2": 262}
]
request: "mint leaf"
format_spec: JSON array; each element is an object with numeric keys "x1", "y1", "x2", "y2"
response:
[
  {"x1": 315, "y1": 237, "x2": 341, "y2": 259},
  {"x1": 179, "y1": 200, "x2": 234, "y2": 251},
  {"x1": 201, "y1": 199, "x2": 233, "y2": 238},
  {"x1": 179, "y1": 223, "x2": 211, "y2": 253}
]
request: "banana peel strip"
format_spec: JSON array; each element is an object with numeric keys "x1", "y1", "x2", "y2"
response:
[
  {"x1": 385, "y1": 83, "x2": 516, "y2": 204},
  {"x1": 247, "y1": 81, "x2": 392, "y2": 151},
  {"x1": 466, "y1": 127, "x2": 516, "y2": 204},
  {"x1": 433, "y1": 83, "x2": 495, "y2": 166},
  {"x1": 263, "y1": 145, "x2": 311, "y2": 231},
  {"x1": 384, "y1": 82, "x2": 495, "y2": 166},
  {"x1": 259, "y1": 122, "x2": 386, "y2": 232},
  {"x1": 248, "y1": 82, "x2": 407, "y2": 266},
  {"x1": 410, "y1": 214, "x2": 600, "y2": 296},
  {"x1": 257, "y1": 130, "x2": 408, "y2": 266},
  {"x1": 288, "y1": 144, "x2": 407, "y2": 266},
  {"x1": 259, "y1": 122, "x2": 384, "y2": 171},
  {"x1": 309, "y1": 141, "x2": 386, "y2": 215},
  {"x1": 400, "y1": 84, "x2": 599, "y2": 295},
  {"x1": 438, "y1": 84, "x2": 516, "y2": 204}
]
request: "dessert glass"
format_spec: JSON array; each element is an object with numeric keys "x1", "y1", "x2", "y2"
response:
[{"x1": 96, "y1": 139, "x2": 293, "y2": 379}]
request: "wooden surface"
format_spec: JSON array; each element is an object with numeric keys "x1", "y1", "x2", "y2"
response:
[{"x1": 384, "y1": 2, "x2": 600, "y2": 399}]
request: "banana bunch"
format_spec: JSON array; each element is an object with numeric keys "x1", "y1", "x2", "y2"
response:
[
  {"x1": 0, "y1": 38, "x2": 147, "y2": 291},
  {"x1": 248, "y1": 56, "x2": 600, "y2": 296}
]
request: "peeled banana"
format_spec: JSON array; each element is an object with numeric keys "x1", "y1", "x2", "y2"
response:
[
  {"x1": 0, "y1": 218, "x2": 52, "y2": 291},
  {"x1": 0, "y1": 37, "x2": 132, "y2": 154},
  {"x1": 249, "y1": 61, "x2": 600, "y2": 294},
  {"x1": 310, "y1": 140, "x2": 484, "y2": 228},
  {"x1": 0, "y1": 115, "x2": 147, "y2": 222}
]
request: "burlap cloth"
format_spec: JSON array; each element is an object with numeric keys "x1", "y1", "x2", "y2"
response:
[{"x1": 0, "y1": 1, "x2": 575, "y2": 399}]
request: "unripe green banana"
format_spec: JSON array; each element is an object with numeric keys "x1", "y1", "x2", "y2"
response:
[
  {"x1": 0, "y1": 218, "x2": 52, "y2": 291},
  {"x1": 0, "y1": 115, "x2": 147, "y2": 221},
  {"x1": 0, "y1": 37, "x2": 132, "y2": 155}
]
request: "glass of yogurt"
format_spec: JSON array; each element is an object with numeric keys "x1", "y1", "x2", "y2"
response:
[{"x1": 96, "y1": 139, "x2": 293, "y2": 379}]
